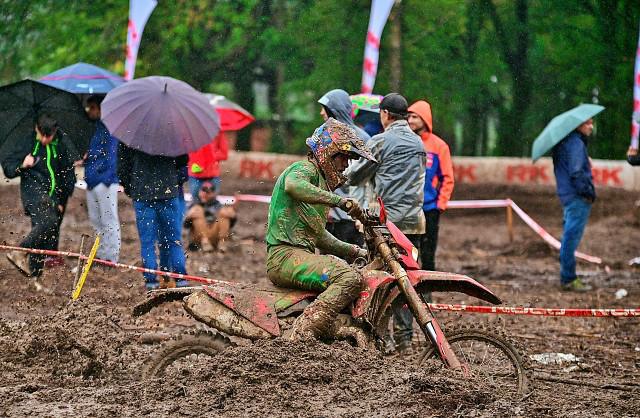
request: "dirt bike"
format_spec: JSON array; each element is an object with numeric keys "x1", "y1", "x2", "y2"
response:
[{"x1": 134, "y1": 199, "x2": 529, "y2": 397}]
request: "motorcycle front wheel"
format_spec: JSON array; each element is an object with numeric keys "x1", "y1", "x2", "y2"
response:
[{"x1": 418, "y1": 324, "x2": 530, "y2": 399}]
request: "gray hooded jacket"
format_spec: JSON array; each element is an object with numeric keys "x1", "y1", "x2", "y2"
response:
[
  {"x1": 346, "y1": 119, "x2": 426, "y2": 234},
  {"x1": 318, "y1": 89, "x2": 371, "y2": 221}
]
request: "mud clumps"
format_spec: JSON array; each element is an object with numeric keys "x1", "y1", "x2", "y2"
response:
[{"x1": 151, "y1": 338, "x2": 497, "y2": 417}]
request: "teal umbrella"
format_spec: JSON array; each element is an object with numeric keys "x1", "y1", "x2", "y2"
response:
[{"x1": 531, "y1": 104, "x2": 605, "y2": 162}]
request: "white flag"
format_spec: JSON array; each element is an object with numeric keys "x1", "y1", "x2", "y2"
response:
[
  {"x1": 631, "y1": 22, "x2": 640, "y2": 149},
  {"x1": 361, "y1": 0, "x2": 395, "y2": 93},
  {"x1": 124, "y1": 0, "x2": 158, "y2": 81}
]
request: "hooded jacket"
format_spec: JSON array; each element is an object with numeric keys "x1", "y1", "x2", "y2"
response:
[
  {"x1": 317, "y1": 89, "x2": 371, "y2": 221},
  {"x1": 1, "y1": 133, "x2": 76, "y2": 214},
  {"x1": 407, "y1": 101, "x2": 455, "y2": 211},
  {"x1": 552, "y1": 131, "x2": 595, "y2": 205},
  {"x1": 188, "y1": 131, "x2": 229, "y2": 179},
  {"x1": 346, "y1": 119, "x2": 426, "y2": 234}
]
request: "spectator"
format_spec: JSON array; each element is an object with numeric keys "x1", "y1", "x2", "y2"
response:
[
  {"x1": 346, "y1": 93, "x2": 426, "y2": 353},
  {"x1": 627, "y1": 146, "x2": 640, "y2": 166},
  {"x1": 184, "y1": 180, "x2": 237, "y2": 253},
  {"x1": 187, "y1": 132, "x2": 229, "y2": 196},
  {"x1": 552, "y1": 118, "x2": 596, "y2": 292},
  {"x1": 3, "y1": 113, "x2": 76, "y2": 277},
  {"x1": 318, "y1": 89, "x2": 371, "y2": 246},
  {"x1": 117, "y1": 142, "x2": 189, "y2": 290},
  {"x1": 83, "y1": 95, "x2": 121, "y2": 265},
  {"x1": 407, "y1": 100, "x2": 455, "y2": 272}
]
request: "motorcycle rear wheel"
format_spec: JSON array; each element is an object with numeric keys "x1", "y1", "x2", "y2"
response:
[
  {"x1": 141, "y1": 329, "x2": 232, "y2": 380},
  {"x1": 418, "y1": 324, "x2": 530, "y2": 399}
]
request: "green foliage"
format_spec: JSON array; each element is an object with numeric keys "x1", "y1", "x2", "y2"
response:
[{"x1": 1, "y1": 0, "x2": 638, "y2": 158}]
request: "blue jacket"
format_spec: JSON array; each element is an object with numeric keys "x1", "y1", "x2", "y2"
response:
[
  {"x1": 84, "y1": 120, "x2": 119, "y2": 189},
  {"x1": 552, "y1": 131, "x2": 595, "y2": 206}
]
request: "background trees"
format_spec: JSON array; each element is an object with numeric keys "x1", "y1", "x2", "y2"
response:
[{"x1": 1, "y1": 0, "x2": 638, "y2": 158}]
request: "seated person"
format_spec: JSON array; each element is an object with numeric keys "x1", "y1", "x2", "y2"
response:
[{"x1": 184, "y1": 181, "x2": 236, "y2": 252}]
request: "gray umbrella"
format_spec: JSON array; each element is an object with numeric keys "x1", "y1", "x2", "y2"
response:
[{"x1": 101, "y1": 76, "x2": 220, "y2": 157}]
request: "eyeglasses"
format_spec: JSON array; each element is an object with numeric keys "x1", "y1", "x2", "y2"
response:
[{"x1": 200, "y1": 187, "x2": 214, "y2": 193}]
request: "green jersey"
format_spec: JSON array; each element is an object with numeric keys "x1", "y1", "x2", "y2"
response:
[{"x1": 266, "y1": 160, "x2": 354, "y2": 258}]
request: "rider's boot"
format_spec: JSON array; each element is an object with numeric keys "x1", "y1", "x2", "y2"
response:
[{"x1": 288, "y1": 300, "x2": 335, "y2": 341}]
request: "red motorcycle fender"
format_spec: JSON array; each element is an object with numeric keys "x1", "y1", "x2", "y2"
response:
[
  {"x1": 381, "y1": 270, "x2": 502, "y2": 311},
  {"x1": 204, "y1": 284, "x2": 281, "y2": 336},
  {"x1": 352, "y1": 270, "x2": 396, "y2": 318}
]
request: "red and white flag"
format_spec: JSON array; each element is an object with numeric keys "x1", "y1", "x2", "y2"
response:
[
  {"x1": 631, "y1": 22, "x2": 640, "y2": 149},
  {"x1": 124, "y1": 0, "x2": 157, "y2": 81},
  {"x1": 361, "y1": 0, "x2": 395, "y2": 93}
]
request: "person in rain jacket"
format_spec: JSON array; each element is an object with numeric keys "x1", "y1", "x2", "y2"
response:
[
  {"x1": 187, "y1": 131, "x2": 229, "y2": 196},
  {"x1": 346, "y1": 93, "x2": 426, "y2": 354},
  {"x1": 117, "y1": 142, "x2": 189, "y2": 290},
  {"x1": 552, "y1": 118, "x2": 596, "y2": 292},
  {"x1": 266, "y1": 118, "x2": 373, "y2": 340},
  {"x1": 3, "y1": 113, "x2": 76, "y2": 277},
  {"x1": 407, "y1": 100, "x2": 454, "y2": 271},
  {"x1": 318, "y1": 89, "x2": 371, "y2": 246},
  {"x1": 83, "y1": 95, "x2": 121, "y2": 264}
]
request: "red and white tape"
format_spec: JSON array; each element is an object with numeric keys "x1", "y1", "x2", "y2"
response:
[
  {"x1": 2, "y1": 245, "x2": 634, "y2": 318},
  {"x1": 219, "y1": 195, "x2": 603, "y2": 264},
  {"x1": 428, "y1": 303, "x2": 639, "y2": 318}
]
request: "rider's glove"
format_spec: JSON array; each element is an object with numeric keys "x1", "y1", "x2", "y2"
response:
[
  {"x1": 350, "y1": 245, "x2": 368, "y2": 260},
  {"x1": 339, "y1": 198, "x2": 364, "y2": 222}
]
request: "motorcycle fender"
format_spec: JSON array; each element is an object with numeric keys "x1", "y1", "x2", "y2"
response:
[
  {"x1": 184, "y1": 291, "x2": 273, "y2": 340},
  {"x1": 405, "y1": 270, "x2": 502, "y2": 305}
]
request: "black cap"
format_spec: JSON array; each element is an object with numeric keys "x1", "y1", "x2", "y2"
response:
[{"x1": 378, "y1": 93, "x2": 408, "y2": 116}]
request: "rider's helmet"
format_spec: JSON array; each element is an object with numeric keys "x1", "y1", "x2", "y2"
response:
[{"x1": 305, "y1": 118, "x2": 376, "y2": 190}]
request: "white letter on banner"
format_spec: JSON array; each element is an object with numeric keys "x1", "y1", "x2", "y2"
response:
[
  {"x1": 124, "y1": 0, "x2": 158, "y2": 81},
  {"x1": 361, "y1": 0, "x2": 395, "y2": 93}
]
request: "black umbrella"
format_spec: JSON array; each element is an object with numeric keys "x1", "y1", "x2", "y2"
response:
[
  {"x1": 0, "y1": 79, "x2": 95, "y2": 160},
  {"x1": 101, "y1": 76, "x2": 220, "y2": 157}
]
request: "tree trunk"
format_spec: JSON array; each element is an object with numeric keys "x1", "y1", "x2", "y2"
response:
[{"x1": 389, "y1": 0, "x2": 402, "y2": 92}]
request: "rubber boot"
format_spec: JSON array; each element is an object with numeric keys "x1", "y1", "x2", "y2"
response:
[{"x1": 289, "y1": 300, "x2": 335, "y2": 341}]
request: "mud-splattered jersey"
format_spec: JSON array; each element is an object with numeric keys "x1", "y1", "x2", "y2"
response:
[{"x1": 266, "y1": 160, "x2": 354, "y2": 258}]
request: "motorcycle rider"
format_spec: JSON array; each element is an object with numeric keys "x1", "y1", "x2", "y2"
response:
[{"x1": 266, "y1": 118, "x2": 375, "y2": 340}]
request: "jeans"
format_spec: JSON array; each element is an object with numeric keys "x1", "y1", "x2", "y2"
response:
[
  {"x1": 559, "y1": 198, "x2": 592, "y2": 284},
  {"x1": 188, "y1": 176, "x2": 221, "y2": 197},
  {"x1": 133, "y1": 197, "x2": 186, "y2": 283},
  {"x1": 86, "y1": 183, "x2": 121, "y2": 262}
]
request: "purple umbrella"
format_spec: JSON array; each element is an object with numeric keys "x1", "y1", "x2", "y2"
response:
[{"x1": 101, "y1": 76, "x2": 220, "y2": 157}]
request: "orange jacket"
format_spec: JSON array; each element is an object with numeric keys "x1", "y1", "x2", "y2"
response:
[
  {"x1": 407, "y1": 100, "x2": 454, "y2": 211},
  {"x1": 188, "y1": 131, "x2": 229, "y2": 178}
]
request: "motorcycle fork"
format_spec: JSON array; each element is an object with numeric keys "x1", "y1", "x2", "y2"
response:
[{"x1": 373, "y1": 233, "x2": 468, "y2": 374}]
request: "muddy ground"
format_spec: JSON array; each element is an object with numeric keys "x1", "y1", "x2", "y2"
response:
[{"x1": 0, "y1": 177, "x2": 638, "y2": 417}]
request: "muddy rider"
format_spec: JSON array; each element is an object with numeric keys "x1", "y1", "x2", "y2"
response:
[{"x1": 266, "y1": 118, "x2": 376, "y2": 340}]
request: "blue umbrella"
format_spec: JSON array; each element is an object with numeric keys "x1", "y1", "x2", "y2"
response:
[
  {"x1": 40, "y1": 62, "x2": 125, "y2": 94},
  {"x1": 531, "y1": 104, "x2": 605, "y2": 162}
]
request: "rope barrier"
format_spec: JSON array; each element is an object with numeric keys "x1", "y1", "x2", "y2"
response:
[
  {"x1": 428, "y1": 303, "x2": 640, "y2": 317},
  {"x1": 1, "y1": 245, "x2": 634, "y2": 318},
  {"x1": 217, "y1": 195, "x2": 603, "y2": 264},
  {"x1": 0, "y1": 244, "x2": 222, "y2": 286}
]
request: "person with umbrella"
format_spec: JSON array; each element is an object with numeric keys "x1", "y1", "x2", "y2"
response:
[
  {"x1": 103, "y1": 76, "x2": 220, "y2": 290},
  {"x1": 533, "y1": 104, "x2": 603, "y2": 292},
  {"x1": 3, "y1": 113, "x2": 77, "y2": 277}
]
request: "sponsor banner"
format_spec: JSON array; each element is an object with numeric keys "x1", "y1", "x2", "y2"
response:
[{"x1": 220, "y1": 152, "x2": 640, "y2": 191}]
